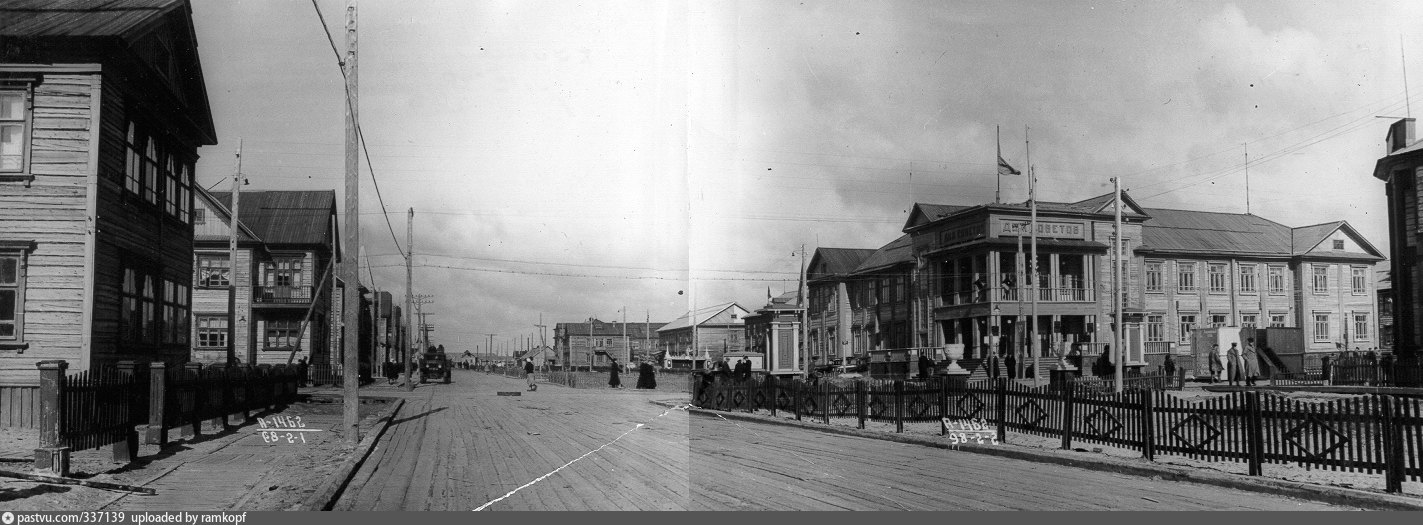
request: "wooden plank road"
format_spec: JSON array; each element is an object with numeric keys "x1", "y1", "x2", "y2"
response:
[{"x1": 334, "y1": 370, "x2": 1357, "y2": 511}]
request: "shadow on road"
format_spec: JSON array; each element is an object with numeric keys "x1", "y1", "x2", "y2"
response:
[{"x1": 391, "y1": 406, "x2": 448, "y2": 426}]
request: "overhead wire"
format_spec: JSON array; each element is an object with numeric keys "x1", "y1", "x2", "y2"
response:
[{"x1": 310, "y1": 0, "x2": 407, "y2": 259}]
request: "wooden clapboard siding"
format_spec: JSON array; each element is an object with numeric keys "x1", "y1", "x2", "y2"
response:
[
  {"x1": 0, "y1": 73, "x2": 97, "y2": 381},
  {"x1": 87, "y1": 75, "x2": 197, "y2": 368},
  {"x1": 0, "y1": 385, "x2": 40, "y2": 429},
  {"x1": 190, "y1": 248, "x2": 254, "y2": 362}
]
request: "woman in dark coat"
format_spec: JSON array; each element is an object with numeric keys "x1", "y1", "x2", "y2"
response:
[
  {"x1": 637, "y1": 360, "x2": 656, "y2": 389},
  {"x1": 608, "y1": 358, "x2": 622, "y2": 388}
]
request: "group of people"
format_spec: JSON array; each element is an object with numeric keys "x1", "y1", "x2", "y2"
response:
[
  {"x1": 1205, "y1": 337, "x2": 1262, "y2": 386},
  {"x1": 603, "y1": 358, "x2": 660, "y2": 389}
]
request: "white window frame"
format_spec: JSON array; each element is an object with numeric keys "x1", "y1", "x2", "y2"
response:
[
  {"x1": 195, "y1": 314, "x2": 228, "y2": 348},
  {"x1": 1238, "y1": 264, "x2": 1257, "y2": 294},
  {"x1": 1351, "y1": 267, "x2": 1367, "y2": 296},
  {"x1": 1178, "y1": 314, "x2": 1197, "y2": 344},
  {"x1": 1240, "y1": 312, "x2": 1258, "y2": 328},
  {"x1": 1312, "y1": 265, "x2": 1329, "y2": 295},
  {"x1": 1269, "y1": 311, "x2": 1288, "y2": 328},
  {"x1": 1352, "y1": 312, "x2": 1369, "y2": 341},
  {"x1": 1208, "y1": 263, "x2": 1228, "y2": 293},
  {"x1": 0, "y1": 244, "x2": 31, "y2": 349},
  {"x1": 0, "y1": 86, "x2": 33, "y2": 178},
  {"x1": 1268, "y1": 265, "x2": 1286, "y2": 295},
  {"x1": 1146, "y1": 314, "x2": 1164, "y2": 342},
  {"x1": 1144, "y1": 261, "x2": 1163, "y2": 293},
  {"x1": 1177, "y1": 262, "x2": 1196, "y2": 293},
  {"x1": 1313, "y1": 312, "x2": 1330, "y2": 342}
]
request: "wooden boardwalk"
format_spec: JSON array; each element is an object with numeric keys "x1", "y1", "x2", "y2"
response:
[{"x1": 333, "y1": 370, "x2": 1361, "y2": 511}]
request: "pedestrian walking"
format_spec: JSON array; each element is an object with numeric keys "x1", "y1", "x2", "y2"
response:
[
  {"x1": 1226, "y1": 343, "x2": 1244, "y2": 386},
  {"x1": 1208, "y1": 344, "x2": 1223, "y2": 383},
  {"x1": 608, "y1": 357, "x2": 622, "y2": 388},
  {"x1": 1005, "y1": 352, "x2": 1017, "y2": 380},
  {"x1": 1242, "y1": 338, "x2": 1261, "y2": 386},
  {"x1": 524, "y1": 357, "x2": 536, "y2": 391},
  {"x1": 917, "y1": 352, "x2": 933, "y2": 379},
  {"x1": 296, "y1": 357, "x2": 309, "y2": 387}
]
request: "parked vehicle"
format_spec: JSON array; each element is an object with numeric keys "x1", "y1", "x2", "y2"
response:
[{"x1": 421, "y1": 349, "x2": 452, "y2": 384}]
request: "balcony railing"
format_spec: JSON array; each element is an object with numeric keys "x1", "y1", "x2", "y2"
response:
[
  {"x1": 253, "y1": 285, "x2": 314, "y2": 304},
  {"x1": 937, "y1": 285, "x2": 1095, "y2": 306}
]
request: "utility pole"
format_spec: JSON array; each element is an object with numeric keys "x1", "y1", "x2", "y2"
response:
[
  {"x1": 1113, "y1": 176, "x2": 1124, "y2": 394},
  {"x1": 227, "y1": 138, "x2": 243, "y2": 368},
  {"x1": 798, "y1": 244, "x2": 807, "y2": 379},
  {"x1": 340, "y1": 0, "x2": 360, "y2": 446},
  {"x1": 1027, "y1": 126, "x2": 1039, "y2": 388},
  {"x1": 404, "y1": 208, "x2": 414, "y2": 391}
]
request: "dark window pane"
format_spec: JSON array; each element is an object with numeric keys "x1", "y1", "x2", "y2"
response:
[
  {"x1": 0, "y1": 257, "x2": 16, "y2": 285},
  {"x1": 0, "y1": 289, "x2": 14, "y2": 320}
]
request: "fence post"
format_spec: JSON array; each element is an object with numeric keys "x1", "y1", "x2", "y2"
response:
[
  {"x1": 856, "y1": 380, "x2": 866, "y2": 430},
  {"x1": 1380, "y1": 395, "x2": 1404, "y2": 493},
  {"x1": 822, "y1": 382, "x2": 831, "y2": 425},
  {"x1": 33, "y1": 360, "x2": 69, "y2": 476},
  {"x1": 995, "y1": 378, "x2": 1008, "y2": 444},
  {"x1": 1321, "y1": 355, "x2": 1332, "y2": 385},
  {"x1": 894, "y1": 380, "x2": 904, "y2": 434},
  {"x1": 793, "y1": 380, "x2": 801, "y2": 421},
  {"x1": 768, "y1": 376, "x2": 778, "y2": 417},
  {"x1": 112, "y1": 361, "x2": 141, "y2": 464},
  {"x1": 1060, "y1": 380, "x2": 1074, "y2": 450},
  {"x1": 146, "y1": 362, "x2": 168, "y2": 446},
  {"x1": 749, "y1": 376, "x2": 757, "y2": 414},
  {"x1": 1244, "y1": 391, "x2": 1262, "y2": 476},
  {"x1": 1140, "y1": 390, "x2": 1156, "y2": 460}
]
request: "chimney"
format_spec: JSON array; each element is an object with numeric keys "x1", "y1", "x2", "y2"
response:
[{"x1": 1387, "y1": 118, "x2": 1416, "y2": 154}]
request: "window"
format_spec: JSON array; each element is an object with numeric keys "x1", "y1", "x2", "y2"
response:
[
  {"x1": 1353, "y1": 312, "x2": 1369, "y2": 341},
  {"x1": 1178, "y1": 314, "x2": 1197, "y2": 343},
  {"x1": 194, "y1": 208, "x2": 206, "y2": 225},
  {"x1": 1238, "y1": 264, "x2": 1257, "y2": 293},
  {"x1": 1312, "y1": 265, "x2": 1329, "y2": 294},
  {"x1": 893, "y1": 276, "x2": 905, "y2": 303},
  {"x1": 1208, "y1": 263, "x2": 1227, "y2": 293},
  {"x1": 120, "y1": 265, "x2": 159, "y2": 345},
  {"x1": 143, "y1": 134, "x2": 159, "y2": 204},
  {"x1": 0, "y1": 250, "x2": 26, "y2": 344},
  {"x1": 263, "y1": 319, "x2": 301, "y2": 349},
  {"x1": 1269, "y1": 312, "x2": 1287, "y2": 328},
  {"x1": 195, "y1": 315, "x2": 227, "y2": 348},
  {"x1": 1351, "y1": 267, "x2": 1367, "y2": 295},
  {"x1": 1177, "y1": 262, "x2": 1196, "y2": 292},
  {"x1": 1268, "y1": 265, "x2": 1286, "y2": 294},
  {"x1": 164, "y1": 154, "x2": 177, "y2": 216},
  {"x1": 265, "y1": 257, "x2": 304, "y2": 288},
  {"x1": 1146, "y1": 315, "x2": 1164, "y2": 342},
  {"x1": 1210, "y1": 313, "x2": 1228, "y2": 327},
  {"x1": 1241, "y1": 313, "x2": 1258, "y2": 328},
  {"x1": 1312, "y1": 313, "x2": 1331, "y2": 342},
  {"x1": 1144, "y1": 261, "x2": 1163, "y2": 293},
  {"x1": 160, "y1": 280, "x2": 188, "y2": 345},
  {"x1": 877, "y1": 277, "x2": 890, "y2": 304},
  {"x1": 125, "y1": 122, "x2": 142, "y2": 194},
  {"x1": 1333, "y1": 240, "x2": 1345, "y2": 250},
  {"x1": 197, "y1": 255, "x2": 229, "y2": 287},
  {"x1": 1, "y1": 88, "x2": 30, "y2": 174}
]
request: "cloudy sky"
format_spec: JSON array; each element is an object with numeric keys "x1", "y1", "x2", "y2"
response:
[{"x1": 191, "y1": 0, "x2": 1415, "y2": 353}]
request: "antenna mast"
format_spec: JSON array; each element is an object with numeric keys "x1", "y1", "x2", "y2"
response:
[
  {"x1": 1244, "y1": 142, "x2": 1250, "y2": 215},
  {"x1": 1404, "y1": 35, "x2": 1412, "y2": 118}
]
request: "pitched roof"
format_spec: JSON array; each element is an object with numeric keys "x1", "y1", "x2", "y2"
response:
[
  {"x1": 194, "y1": 185, "x2": 262, "y2": 244},
  {"x1": 212, "y1": 191, "x2": 336, "y2": 246},
  {"x1": 853, "y1": 234, "x2": 914, "y2": 273},
  {"x1": 657, "y1": 302, "x2": 747, "y2": 332},
  {"x1": 808, "y1": 248, "x2": 877, "y2": 280},
  {"x1": 558, "y1": 320, "x2": 666, "y2": 337},
  {"x1": 1138, "y1": 208, "x2": 1293, "y2": 255},
  {"x1": 1289, "y1": 221, "x2": 1343, "y2": 255},
  {"x1": 0, "y1": 0, "x2": 183, "y2": 37}
]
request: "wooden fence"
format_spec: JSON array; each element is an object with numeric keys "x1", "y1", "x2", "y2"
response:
[
  {"x1": 32, "y1": 360, "x2": 300, "y2": 476},
  {"x1": 694, "y1": 373, "x2": 1423, "y2": 493}
]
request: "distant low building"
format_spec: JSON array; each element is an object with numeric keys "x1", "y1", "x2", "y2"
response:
[
  {"x1": 554, "y1": 318, "x2": 664, "y2": 368},
  {"x1": 656, "y1": 302, "x2": 749, "y2": 369}
]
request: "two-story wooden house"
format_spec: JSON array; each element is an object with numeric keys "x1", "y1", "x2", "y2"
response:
[
  {"x1": 0, "y1": 0, "x2": 216, "y2": 388},
  {"x1": 191, "y1": 188, "x2": 339, "y2": 367},
  {"x1": 655, "y1": 303, "x2": 748, "y2": 369}
]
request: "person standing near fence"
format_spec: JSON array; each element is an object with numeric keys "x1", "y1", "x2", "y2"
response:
[
  {"x1": 1208, "y1": 344, "x2": 1223, "y2": 383},
  {"x1": 608, "y1": 357, "x2": 622, "y2": 388},
  {"x1": 1242, "y1": 338, "x2": 1261, "y2": 386},
  {"x1": 524, "y1": 357, "x2": 536, "y2": 391},
  {"x1": 1226, "y1": 343, "x2": 1244, "y2": 386}
]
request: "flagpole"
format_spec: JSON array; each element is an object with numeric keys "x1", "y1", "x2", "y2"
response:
[
  {"x1": 996, "y1": 125, "x2": 1002, "y2": 204},
  {"x1": 1027, "y1": 125, "x2": 1039, "y2": 388}
]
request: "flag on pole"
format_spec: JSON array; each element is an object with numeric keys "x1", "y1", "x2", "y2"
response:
[{"x1": 997, "y1": 154, "x2": 1021, "y2": 176}]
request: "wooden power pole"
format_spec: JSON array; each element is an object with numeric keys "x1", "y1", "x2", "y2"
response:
[
  {"x1": 340, "y1": 0, "x2": 360, "y2": 445},
  {"x1": 405, "y1": 208, "x2": 414, "y2": 392},
  {"x1": 227, "y1": 139, "x2": 242, "y2": 368}
]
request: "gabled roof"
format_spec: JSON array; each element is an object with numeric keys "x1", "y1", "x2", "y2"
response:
[
  {"x1": 808, "y1": 247, "x2": 877, "y2": 281},
  {"x1": 904, "y1": 203, "x2": 974, "y2": 230},
  {"x1": 853, "y1": 234, "x2": 914, "y2": 274},
  {"x1": 1138, "y1": 208, "x2": 1293, "y2": 256},
  {"x1": 0, "y1": 0, "x2": 218, "y2": 145},
  {"x1": 1289, "y1": 221, "x2": 1385, "y2": 259},
  {"x1": 657, "y1": 302, "x2": 748, "y2": 332},
  {"x1": 1070, "y1": 192, "x2": 1149, "y2": 216},
  {"x1": 212, "y1": 191, "x2": 337, "y2": 247},
  {"x1": 194, "y1": 185, "x2": 262, "y2": 244},
  {"x1": 0, "y1": 0, "x2": 183, "y2": 37},
  {"x1": 558, "y1": 319, "x2": 665, "y2": 337}
]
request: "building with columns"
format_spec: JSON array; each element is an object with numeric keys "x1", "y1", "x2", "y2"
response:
[
  {"x1": 1374, "y1": 117, "x2": 1423, "y2": 360},
  {"x1": 807, "y1": 192, "x2": 1385, "y2": 371}
]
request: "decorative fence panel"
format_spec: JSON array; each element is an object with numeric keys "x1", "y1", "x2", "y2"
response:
[
  {"x1": 695, "y1": 373, "x2": 1423, "y2": 493},
  {"x1": 57, "y1": 367, "x2": 139, "y2": 454}
]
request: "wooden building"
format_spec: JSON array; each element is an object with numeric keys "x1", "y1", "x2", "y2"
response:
[
  {"x1": 190, "y1": 188, "x2": 339, "y2": 367},
  {"x1": 656, "y1": 302, "x2": 748, "y2": 369},
  {"x1": 806, "y1": 192, "x2": 1384, "y2": 376},
  {"x1": 0, "y1": 0, "x2": 216, "y2": 392},
  {"x1": 1374, "y1": 117, "x2": 1423, "y2": 360},
  {"x1": 554, "y1": 318, "x2": 664, "y2": 369}
]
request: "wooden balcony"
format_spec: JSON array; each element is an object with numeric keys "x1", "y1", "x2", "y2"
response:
[{"x1": 253, "y1": 285, "x2": 314, "y2": 305}]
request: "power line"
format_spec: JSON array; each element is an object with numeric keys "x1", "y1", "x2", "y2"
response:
[{"x1": 310, "y1": 0, "x2": 406, "y2": 259}]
